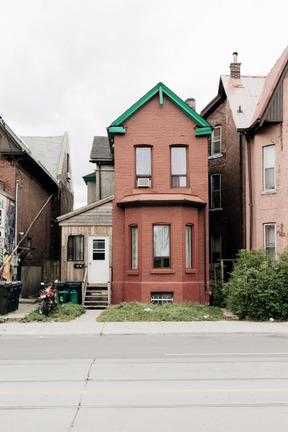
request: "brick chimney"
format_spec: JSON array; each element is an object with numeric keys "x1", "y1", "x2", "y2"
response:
[
  {"x1": 185, "y1": 98, "x2": 196, "y2": 111},
  {"x1": 230, "y1": 52, "x2": 241, "y2": 79}
]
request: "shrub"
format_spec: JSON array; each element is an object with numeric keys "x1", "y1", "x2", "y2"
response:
[{"x1": 224, "y1": 249, "x2": 288, "y2": 321}]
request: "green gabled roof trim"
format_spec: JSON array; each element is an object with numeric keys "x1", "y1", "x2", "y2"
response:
[
  {"x1": 109, "y1": 126, "x2": 126, "y2": 134},
  {"x1": 108, "y1": 82, "x2": 211, "y2": 137},
  {"x1": 195, "y1": 126, "x2": 213, "y2": 136}
]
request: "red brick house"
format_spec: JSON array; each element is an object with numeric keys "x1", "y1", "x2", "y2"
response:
[
  {"x1": 108, "y1": 83, "x2": 212, "y2": 304},
  {"x1": 201, "y1": 46, "x2": 288, "y2": 281},
  {"x1": 0, "y1": 120, "x2": 73, "y2": 296}
]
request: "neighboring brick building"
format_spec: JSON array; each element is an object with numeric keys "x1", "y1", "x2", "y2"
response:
[
  {"x1": 201, "y1": 46, "x2": 288, "y2": 278},
  {"x1": 0, "y1": 120, "x2": 73, "y2": 295},
  {"x1": 108, "y1": 83, "x2": 212, "y2": 304}
]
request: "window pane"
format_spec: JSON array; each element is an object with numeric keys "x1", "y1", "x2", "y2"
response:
[
  {"x1": 265, "y1": 225, "x2": 276, "y2": 260},
  {"x1": 131, "y1": 226, "x2": 138, "y2": 270},
  {"x1": 211, "y1": 174, "x2": 221, "y2": 208},
  {"x1": 153, "y1": 225, "x2": 170, "y2": 257},
  {"x1": 136, "y1": 147, "x2": 151, "y2": 175},
  {"x1": 67, "y1": 235, "x2": 84, "y2": 261},
  {"x1": 212, "y1": 126, "x2": 221, "y2": 155},
  {"x1": 171, "y1": 147, "x2": 186, "y2": 175},
  {"x1": 186, "y1": 225, "x2": 192, "y2": 268},
  {"x1": 264, "y1": 146, "x2": 275, "y2": 190},
  {"x1": 94, "y1": 239, "x2": 105, "y2": 249}
]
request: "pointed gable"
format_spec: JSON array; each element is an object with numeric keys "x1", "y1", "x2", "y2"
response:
[
  {"x1": 108, "y1": 82, "x2": 212, "y2": 142},
  {"x1": 250, "y1": 45, "x2": 288, "y2": 128}
]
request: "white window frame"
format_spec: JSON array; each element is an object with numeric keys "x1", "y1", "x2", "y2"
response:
[
  {"x1": 264, "y1": 223, "x2": 276, "y2": 260},
  {"x1": 136, "y1": 146, "x2": 152, "y2": 187},
  {"x1": 210, "y1": 173, "x2": 221, "y2": 209},
  {"x1": 186, "y1": 225, "x2": 192, "y2": 269},
  {"x1": 211, "y1": 126, "x2": 221, "y2": 155},
  {"x1": 171, "y1": 146, "x2": 187, "y2": 187},
  {"x1": 264, "y1": 145, "x2": 276, "y2": 192},
  {"x1": 153, "y1": 225, "x2": 170, "y2": 268},
  {"x1": 131, "y1": 226, "x2": 138, "y2": 270}
]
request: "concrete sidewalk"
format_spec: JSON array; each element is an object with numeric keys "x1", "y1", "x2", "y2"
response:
[{"x1": 1, "y1": 299, "x2": 288, "y2": 335}]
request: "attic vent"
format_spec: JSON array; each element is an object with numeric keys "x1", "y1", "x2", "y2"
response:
[{"x1": 137, "y1": 178, "x2": 151, "y2": 188}]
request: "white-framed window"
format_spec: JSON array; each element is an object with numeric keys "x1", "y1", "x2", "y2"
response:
[
  {"x1": 153, "y1": 225, "x2": 170, "y2": 268},
  {"x1": 67, "y1": 235, "x2": 84, "y2": 261},
  {"x1": 210, "y1": 174, "x2": 221, "y2": 209},
  {"x1": 264, "y1": 224, "x2": 276, "y2": 260},
  {"x1": 171, "y1": 146, "x2": 187, "y2": 187},
  {"x1": 186, "y1": 225, "x2": 192, "y2": 269},
  {"x1": 211, "y1": 126, "x2": 221, "y2": 155},
  {"x1": 131, "y1": 226, "x2": 138, "y2": 270},
  {"x1": 211, "y1": 235, "x2": 222, "y2": 263},
  {"x1": 136, "y1": 146, "x2": 151, "y2": 187},
  {"x1": 264, "y1": 145, "x2": 276, "y2": 192}
]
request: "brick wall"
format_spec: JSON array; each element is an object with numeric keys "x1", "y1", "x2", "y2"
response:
[{"x1": 112, "y1": 95, "x2": 209, "y2": 304}]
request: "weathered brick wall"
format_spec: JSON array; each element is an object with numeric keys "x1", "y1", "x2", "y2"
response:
[{"x1": 206, "y1": 98, "x2": 243, "y2": 262}]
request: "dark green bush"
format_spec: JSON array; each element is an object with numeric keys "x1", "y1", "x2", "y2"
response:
[{"x1": 224, "y1": 249, "x2": 288, "y2": 321}]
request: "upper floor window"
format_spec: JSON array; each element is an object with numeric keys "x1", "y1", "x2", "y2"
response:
[
  {"x1": 136, "y1": 146, "x2": 151, "y2": 188},
  {"x1": 264, "y1": 145, "x2": 275, "y2": 192},
  {"x1": 67, "y1": 235, "x2": 84, "y2": 261},
  {"x1": 264, "y1": 224, "x2": 276, "y2": 260},
  {"x1": 153, "y1": 225, "x2": 170, "y2": 268},
  {"x1": 171, "y1": 146, "x2": 187, "y2": 187},
  {"x1": 210, "y1": 174, "x2": 221, "y2": 209},
  {"x1": 211, "y1": 126, "x2": 221, "y2": 155}
]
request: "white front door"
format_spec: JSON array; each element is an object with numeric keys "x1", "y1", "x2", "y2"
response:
[{"x1": 88, "y1": 235, "x2": 110, "y2": 284}]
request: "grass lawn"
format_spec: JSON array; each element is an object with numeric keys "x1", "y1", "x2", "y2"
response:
[
  {"x1": 20, "y1": 303, "x2": 85, "y2": 322},
  {"x1": 97, "y1": 301, "x2": 229, "y2": 322}
]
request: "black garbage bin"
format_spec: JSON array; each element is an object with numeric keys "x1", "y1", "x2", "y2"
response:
[
  {"x1": 0, "y1": 282, "x2": 12, "y2": 315},
  {"x1": 12, "y1": 281, "x2": 22, "y2": 311},
  {"x1": 66, "y1": 281, "x2": 82, "y2": 304}
]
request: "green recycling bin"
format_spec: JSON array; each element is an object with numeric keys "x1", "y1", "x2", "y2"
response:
[
  {"x1": 58, "y1": 289, "x2": 69, "y2": 305},
  {"x1": 69, "y1": 290, "x2": 78, "y2": 304}
]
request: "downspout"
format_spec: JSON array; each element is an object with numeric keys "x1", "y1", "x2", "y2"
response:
[{"x1": 246, "y1": 135, "x2": 253, "y2": 250}]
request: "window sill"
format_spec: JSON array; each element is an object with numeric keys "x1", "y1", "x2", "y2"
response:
[
  {"x1": 208, "y1": 153, "x2": 223, "y2": 160},
  {"x1": 150, "y1": 269, "x2": 175, "y2": 275},
  {"x1": 261, "y1": 190, "x2": 277, "y2": 195},
  {"x1": 185, "y1": 268, "x2": 196, "y2": 274},
  {"x1": 209, "y1": 207, "x2": 223, "y2": 212},
  {"x1": 127, "y1": 270, "x2": 139, "y2": 276}
]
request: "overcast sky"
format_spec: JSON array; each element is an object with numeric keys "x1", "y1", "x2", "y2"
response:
[{"x1": 0, "y1": 0, "x2": 287, "y2": 209}]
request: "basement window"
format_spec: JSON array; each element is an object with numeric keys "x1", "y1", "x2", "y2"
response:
[{"x1": 151, "y1": 292, "x2": 173, "y2": 305}]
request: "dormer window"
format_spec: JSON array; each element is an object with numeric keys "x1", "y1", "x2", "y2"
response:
[{"x1": 211, "y1": 126, "x2": 221, "y2": 155}]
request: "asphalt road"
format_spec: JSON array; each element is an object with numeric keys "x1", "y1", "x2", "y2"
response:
[{"x1": 1, "y1": 334, "x2": 288, "y2": 431}]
